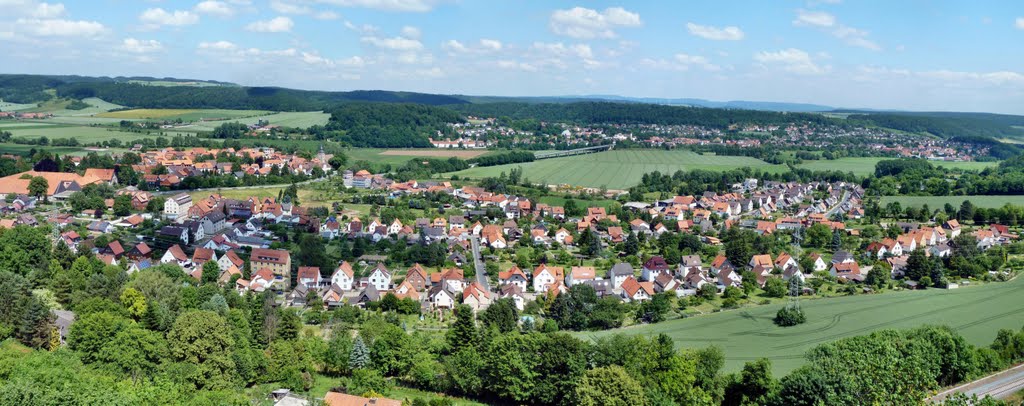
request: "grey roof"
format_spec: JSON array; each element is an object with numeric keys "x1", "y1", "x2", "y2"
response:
[{"x1": 608, "y1": 262, "x2": 635, "y2": 277}]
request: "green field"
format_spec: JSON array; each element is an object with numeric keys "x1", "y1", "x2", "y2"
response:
[
  {"x1": 881, "y1": 195, "x2": 1024, "y2": 209},
  {"x1": 182, "y1": 111, "x2": 330, "y2": 130},
  {"x1": 0, "y1": 143, "x2": 125, "y2": 156},
  {"x1": 797, "y1": 157, "x2": 998, "y2": 176},
  {"x1": 2, "y1": 122, "x2": 197, "y2": 143},
  {"x1": 97, "y1": 108, "x2": 269, "y2": 121},
  {"x1": 0, "y1": 101, "x2": 37, "y2": 111},
  {"x1": 450, "y1": 149, "x2": 786, "y2": 189},
  {"x1": 582, "y1": 277, "x2": 1024, "y2": 375}
]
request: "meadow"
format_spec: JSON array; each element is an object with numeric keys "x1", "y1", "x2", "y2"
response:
[
  {"x1": 797, "y1": 157, "x2": 998, "y2": 177},
  {"x1": 182, "y1": 111, "x2": 330, "y2": 130},
  {"x1": 97, "y1": 109, "x2": 269, "y2": 121},
  {"x1": 449, "y1": 149, "x2": 786, "y2": 189},
  {"x1": 3, "y1": 124, "x2": 189, "y2": 143},
  {"x1": 346, "y1": 148, "x2": 495, "y2": 167},
  {"x1": 582, "y1": 277, "x2": 1024, "y2": 375},
  {"x1": 881, "y1": 195, "x2": 1024, "y2": 209}
]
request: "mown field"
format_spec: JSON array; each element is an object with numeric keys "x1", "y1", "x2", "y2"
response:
[
  {"x1": 797, "y1": 157, "x2": 998, "y2": 176},
  {"x1": 0, "y1": 123, "x2": 193, "y2": 143},
  {"x1": 582, "y1": 277, "x2": 1024, "y2": 375},
  {"x1": 881, "y1": 195, "x2": 1024, "y2": 209},
  {"x1": 449, "y1": 149, "x2": 786, "y2": 189},
  {"x1": 182, "y1": 111, "x2": 330, "y2": 130},
  {"x1": 97, "y1": 109, "x2": 269, "y2": 121}
]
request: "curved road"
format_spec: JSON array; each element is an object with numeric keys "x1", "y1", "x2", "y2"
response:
[{"x1": 929, "y1": 363, "x2": 1024, "y2": 402}]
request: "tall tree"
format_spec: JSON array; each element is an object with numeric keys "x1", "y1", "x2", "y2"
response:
[{"x1": 166, "y1": 310, "x2": 236, "y2": 390}]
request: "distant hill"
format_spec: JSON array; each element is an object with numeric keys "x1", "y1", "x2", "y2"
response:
[{"x1": 460, "y1": 94, "x2": 835, "y2": 112}]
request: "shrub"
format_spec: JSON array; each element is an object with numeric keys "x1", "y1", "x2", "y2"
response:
[{"x1": 774, "y1": 307, "x2": 806, "y2": 327}]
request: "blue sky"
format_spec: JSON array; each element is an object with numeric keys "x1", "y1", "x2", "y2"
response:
[{"x1": 1, "y1": 0, "x2": 1022, "y2": 113}]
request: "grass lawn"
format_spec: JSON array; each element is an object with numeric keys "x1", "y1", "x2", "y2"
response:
[
  {"x1": 580, "y1": 277, "x2": 1024, "y2": 375},
  {"x1": 5, "y1": 124, "x2": 192, "y2": 143},
  {"x1": 449, "y1": 149, "x2": 787, "y2": 189},
  {"x1": 797, "y1": 157, "x2": 998, "y2": 177},
  {"x1": 536, "y1": 195, "x2": 621, "y2": 210},
  {"x1": 880, "y1": 195, "x2": 1024, "y2": 209}
]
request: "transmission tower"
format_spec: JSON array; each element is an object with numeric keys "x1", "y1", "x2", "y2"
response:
[{"x1": 786, "y1": 276, "x2": 802, "y2": 311}]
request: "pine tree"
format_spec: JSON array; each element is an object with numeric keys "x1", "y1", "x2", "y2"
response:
[
  {"x1": 446, "y1": 304, "x2": 478, "y2": 350},
  {"x1": 349, "y1": 335, "x2": 370, "y2": 370},
  {"x1": 19, "y1": 296, "x2": 52, "y2": 349}
]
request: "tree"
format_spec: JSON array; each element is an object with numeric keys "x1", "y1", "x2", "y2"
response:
[
  {"x1": 699, "y1": 283, "x2": 718, "y2": 300},
  {"x1": 724, "y1": 358, "x2": 776, "y2": 406},
  {"x1": 959, "y1": 200, "x2": 976, "y2": 222},
  {"x1": 443, "y1": 347, "x2": 485, "y2": 395},
  {"x1": 624, "y1": 232, "x2": 640, "y2": 256},
  {"x1": 636, "y1": 292, "x2": 671, "y2": 323},
  {"x1": 774, "y1": 307, "x2": 806, "y2": 327},
  {"x1": 763, "y1": 277, "x2": 787, "y2": 298},
  {"x1": 324, "y1": 331, "x2": 354, "y2": 376},
  {"x1": 166, "y1": 310, "x2": 236, "y2": 389},
  {"x1": 18, "y1": 296, "x2": 53, "y2": 349},
  {"x1": 119, "y1": 287, "x2": 147, "y2": 319},
  {"x1": 479, "y1": 298, "x2": 519, "y2": 333},
  {"x1": 28, "y1": 176, "x2": 48, "y2": 201},
  {"x1": 572, "y1": 365, "x2": 648, "y2": 406},
  {"x1": 96, "y1": 325, "x2": 166, "y2": 381},
  {"x1": 200, "y1": 260, "x2": 221, "y2": 285},
  {"x1": 113, "y1": 194, "x2": 132, "y2": 216},
  {"x1": 68, "y1": 311, "x2": 133, "y2": 363},
  {"x1": 446, "y1": 304, "x2": 478, "y2": 349},
  {"x1": 905, "y1": 249, "x2": 930, "y2": 281},
  {"x1": 864, "y1": 265, "x2": 890, "y2": 289},
  {"x1": 349, "y1": 334, "x2": 371, "y2": 370},
  {"x1": 805, "y1": 223, "x2": 832, "y2": 248}
]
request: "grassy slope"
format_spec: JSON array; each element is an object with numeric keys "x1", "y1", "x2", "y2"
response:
[
  {"x1": 182, "y1": 111, "x2": 330, "y2": 130},
  {"x1": 881, "y1": 195, "x2": 1024, "y2": 209},
  {"x1": 581, "y1": 277, "x2": 1024, "y2": 375},
  {"x1": 797, "y1": 157, "x2": 997, "y2": 177},
  {"x1": 450, "y1": 149, "x2": 787, "y2": 189}
]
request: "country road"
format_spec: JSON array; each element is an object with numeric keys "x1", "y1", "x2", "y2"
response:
[
  {"x1": 929, "y1": 363, "x2": 1024, "y2": 402},
  {"x1": 470, "y1": 235, "x2": 490, "y2": 291}
]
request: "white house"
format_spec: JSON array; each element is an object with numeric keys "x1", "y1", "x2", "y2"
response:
[
  {"x1": 331, "y1": 261, "x2": 355, "y2": 291},
  {"x1": 532, "y1": 264, "x2": 562, "y2": 293},
  {"x1": 163, "y1": 193, "x2": 193, "y2": 221},
  {"x1": 368, "y1": 263, "x2": 392, "y2": 291}
]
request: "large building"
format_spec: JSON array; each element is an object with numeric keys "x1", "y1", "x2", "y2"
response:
[
  {"x1": 164, "y1": 193, "x2": 193, "y2": 221},
  {"x1": 0, "y1": 171, "x2": 104, "y2": 199},
  {"x1": 250, "y1": 248, "x2": 292, "y2": 286}
]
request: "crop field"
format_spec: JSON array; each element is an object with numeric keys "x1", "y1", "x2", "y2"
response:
[
  {"x1": 182, "y1": 111, "x2": 330, "y2": 130},
  {"x1": 5, "y1": 124, "x2": 193, "y2": 143},
  {"x1": 583, "y1": 277, "x2": 1024, "y2": 375},
  {"x1": 97, "y1": 109, "x2": 268, "y2": 121},
  {"x1": 449, "y1": 149, "x2": 786, "y2": 189},
  {"x1": 797, "y1": 157, "x2": 998, "y2": 176},
  {"x1": 881, "y1": 195, "x2": 1024, "y2": 209},
  {"x1": 379, "y1": 149, "x2": 489, "y2": 158},
  {"x1": 344, "y1": 148, "x2": 492, "y2": 166}
]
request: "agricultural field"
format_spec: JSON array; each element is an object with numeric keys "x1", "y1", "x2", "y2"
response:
[
  {"x1": 582, "y1": 277, "x2": 1024, "y2": 375},
  {"x1": 346, "y1": 148, "x2": 493, "y2": 166},
  {"x1": 797, "y1": 157, "x2": 998, "y2": 177},
  {"x1": 3, "y1": 123, "x2": 190, "y2": 143},
  {"x1": 181, "y1": 111, "x2": 330, "y2": 130},
  {"x1": 379, "y1": 149, "x2": 489, "y2": 158},
  {"x1": 97, "y1": 109, "x2": 269, "y2": 121},
  {"x1": 881, "y1": 195, "x2": 1024, "y2": 209},
  {"x1": 0, "y1": 143, "x2": 121, "y2": 156},
  {"x1": 0, "y1": 101, "x2": 37, "y2": 111},
  {"x1": 449, "y1": 149, "x2": 786, "y2": 189}
]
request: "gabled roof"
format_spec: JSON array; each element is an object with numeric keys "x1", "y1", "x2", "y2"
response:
[
  {"x1": 165, "y1": 244, "x2": 188, "y2": 261},
  {"x1": 643, "y1": 256, "x2": 669, "y2": 271},
  {"x1": 334, "y1": 261, "x2": 355, "y2": 278}
]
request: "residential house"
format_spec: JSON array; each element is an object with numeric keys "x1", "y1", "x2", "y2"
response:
[
  {"x1": 641, "y1": 256, "x2": 670, "y2": 281},
  {"x1": 533, "y1": 264, "x2": 564, "y2": 293},
  {"x1": 608, "y1": 262, "x2": 635, "y2": 289},
  {"x1": 621, "y1": 276, "x2": 654, "y2": 302},
  {"x1": 250, "y1": 248, "x2": 291, "y2": 286},
  {"x1": 331, "y1": 261, "x2": 355, "y2": 291},
  {"x1": 498, "y1": 266, "x2": 529, "y2": 290},
  {"x1": 367, "y1": 263, "x2": 392, "y2": 291},
  {"x1": 164, "y1": 193, "x2": 193, "y2": 221}
]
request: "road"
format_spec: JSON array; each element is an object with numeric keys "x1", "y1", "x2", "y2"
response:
[
  {"x1": 825, "y1": 191, "x2": 851, "y2": 217},
  {"x1": 470, "y1": 235, "x2": 490, "y2": 291},
  {"x1": 929, "y1": 364, "x2": 1024, "y2": 402}
]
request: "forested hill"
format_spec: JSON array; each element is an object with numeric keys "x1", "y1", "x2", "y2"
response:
[
  {"x1": 0, "y1": 74, "x2": 468, "y2": 110},
  {"x1": 446, "y1": 101, "x2": 835, "y2": 127},
  {"x1": 846, "y1": 112, "x2": 1024, "y2": 139}
]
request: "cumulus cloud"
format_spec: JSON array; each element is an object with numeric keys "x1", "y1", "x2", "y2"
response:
[
  {"x1": 686, "y1": 22, "x2": 744, "y2": 40},
  {"x1": 15, "y1": 18, "x2": 107, "y2": 37},
  {"x1": 531, "y1": 42, "x2": 593, "y2": 59},
  {"x1": 1017, "y1": 17, "x2": 1024, "y2": 29},
  {"x1": 479, "y1": 39, "x2": 502, "y2": 51},
  {"x1": 315, "y1": 11, "x2": 339, "y2": 20},
  {"x1": 270, "y1": 1, "x2": 312, "y2": 14},
  {"x1": 246, "y1": 16, "x2": 293, "y2": 32},
  {"x1": 315, "y1": 0, "x2": 435, "y2": 12},
  {"x1": 139, "y1": 8, "x2": 199, "y2": 29},
  {"x1": 30, "y1": 2, "x2": 65, "y2": 18},
  {"x1": 400, "y1": 26, "x2": 421, "y2": 39},
  {"x1": 198, "y1": 40, "x2": 237, "y2": 50},
  {"x1": 121, "y1": 38, "x2": 163, "y2": 53},
  {"x1": 793, "y1": 9, "x2": 880, "y2": 50},
  {"x1": 361, "y1": 35, "x2": 423, "y2": 51},
  {"x1": 549, "y1": 6, "x2": 642, "y2": 39},
  {"x1": 194, "y1": 1, "x2": 235, "y2": 16},
  {"x1": 754, "y1": 48, "x2": 827, "y2": 75}
]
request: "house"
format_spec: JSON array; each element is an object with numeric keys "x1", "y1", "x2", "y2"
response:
[
  {"x1": 87, "y1": 221, "x2": 115, "y2": 234},
  {"x1": 432, "y1": 268, "x2": 466, "y2": 293},
  {"x1": 462, "y1": 282, "x2": 492, "y2": 311},
  {"x1": 774, "y1": 252, "x2": 797, "y2": 270},
  {"x1": 428, "y1": 285, "x2": 456, "y2": 309},
  {"x1": 158, "y1": 225, "x2": 190, "y2": 245},
  {"x1": 393, "y1": 280, "x2": 420, "y2": 301},
  {"x1": 930, "y1": 243, "x2": 952, "y2": 258},
  {"x1": 217, "y1": 250, "x2": 245, "y2": 272},
  {"x1": 297, "y1": 266, "x2": 322, "y2": 288},
  {"x1": 653, "y1": 273, "x2": 679, "y2": 293},
  {"x1": 680, "y1": 255, "x2": 702, "y2": 273},
  {"x1": 808, "y1": 253, "x2": 827, "y2": 272},
  {"x1": 621, "y1": 276, "x2": 654, "y2": 302},
  {"x1": 943, "y1": 219, "x2": 962, "y2": 239},
  {"x1": 641, "y1": 256, "x2": 669, "y2": 281},
  {"x1": 404, "y1": 263, "x2": 430, "y2": 291},
  {"x1": 533, "y1": 264, "x2": 564, "y2": 293},
  {"x1": 831, "y1": 250, "x2": 855, "y2": 264},
  {"x1": 367, "y1": 263, "x2": 392, "y2": 291},
  {"x1": 191, "y1": 247, "x2": 217, "y2": 268},
  {"x1": 608, "y1": 262, "x2": 635, "y2": 289},
  {"x1": 323, "y1": 392, "x2": 401, "y2": 406},
  {"x1": 683, "y1": 267, "x2": 710, "y2": 289},
  {"x1": 357, "y1": 285, "x2": 381, "y2": 305},
  {"x1": 160, "y1": 244, "x2": 191, "y2": 268},
  {"x1": 84, "y1": 168, "x2": 118, "y2": 185},
  {"x1": 566, "y1": 266, "x2": 597, "y2": 286},
  {"x1": 500, "y1": 284, "x2": 526, "y2": 311},
  {"x1": 250, "y1": 248, "x2": 291, "y2": 285},
  {"x1": 830, "y1": 261, "x2": 863, "y2": 281},
  {"x1": 60, "y1": 231, "x2": 82, "y2": 252},
  {"x1": 498, "y1": 266, "x2": 529, "y2": 290},
  {"x1": 554, "y1": 228, "x2": 573, "y2": 245},
  {"x1": 164, "y1": 193, "x2": 193, "y2": 221},
  {"x1": 717, "y1": 267, "x2": 743, "y2": 287},
  {"x1": 331, "y1": 261, "x2": 355, "y2": 291},
  {"x1": 248, "y1": 268, "x2": 276, "y2": 292},
  {"x1": 710, "y1": 255, "x2": 734, "y2": 273},
  {"x1": 749, "y1": 254, "x2": 773, "y2": 269}
]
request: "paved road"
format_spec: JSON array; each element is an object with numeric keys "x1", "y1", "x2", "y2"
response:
[
  {"x1": 470, "y1": 235, "x2": 490, "y2": 291},
  {"x1": 929, "y1": 364, "x2": 1024, "y2": 402},
  {"x1": 825, "y1": 191, "x2": 851, "y2": 217}
]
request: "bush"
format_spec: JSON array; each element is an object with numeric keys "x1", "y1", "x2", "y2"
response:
[{"x1": 774, "y1": 307, "x2": 806, "y2": 327}]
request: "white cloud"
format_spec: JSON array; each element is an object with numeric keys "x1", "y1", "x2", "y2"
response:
[
  {"x1": 314, "y1": 11, "x2": 339, "y2": 20},
  {"x1": 315, "y1": 0, "x2": 435, "y2": 12},
  {"x1": 793, "y1": 9, "x2": 835, "y2": 27},
  {"x1": 479, "y1": 39, "x2": 502, "y2": 51},
  {"x1": 270, "y1": 1, "x2": 311, "y2": 14},
  {"x1": 139, "y1": 8, "x2": 199, "y2": 28},
  {"x1": 639, "y1": 53, "x2": 719, "y2": 71},
  {"x1": 30, "y1": 2, "x2": 65, "y2": 18},
  {"x1": 794, "y1": 9, "x2": 880, "y2": 50},
  {"x1": 400, "y1": 26, "x2": 420, "y2": 39},
  {"x1": 198, "y1": 40, "x2": 237, "y2": 50},
  {"x1": 362, "y1": 35, "x2": 422, "y2": 51},
  {"x1": 675, "y1": 53, "x2": 719, "y2": 71},
  {"x1": 1016, "y1": 17, "x2": 1024, "y2": 29},
  {"x1": 496, "y1": 60, "x2": 538, "y2": 72},
  {"x1": 532, "y1": 42, "x2": 593, "y2": 59},
  {"x1": 441, "y1": 39, "x2": 467, "y2": 53},
  {"x1": 686, "y1": 22, "x2": 744, "y2": 41},
  {"x1": 754, "y1": 48, "x2": 827, "y2": 75},
  {"x1": 15, "y1": 18, "x2": 107, "y2": 37},
  {"x1": 194, "y1": 1, "x2": 234, "y2": 17},
  {"x1": 121, "y1": 38, "x2": 163, "y2": 53},
  {"x1": 245, "y1": 16, "x2": 293, "y2": 32},
  {"x1": 549, "y1": 6, "x2": 642, "y2": 39}
]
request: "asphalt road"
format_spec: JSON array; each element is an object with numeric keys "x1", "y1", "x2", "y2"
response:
[
  {"x1": 470, "y1": 235, "x2": 490, "y2": 291},
  {"x1": 929, "y1": 364, "x2": 1024, "y2": 402}
]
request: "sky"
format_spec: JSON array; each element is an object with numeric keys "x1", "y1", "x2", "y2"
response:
[{"x1": 1, "y1": 0, "x2": 1023, "y2": 113}]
